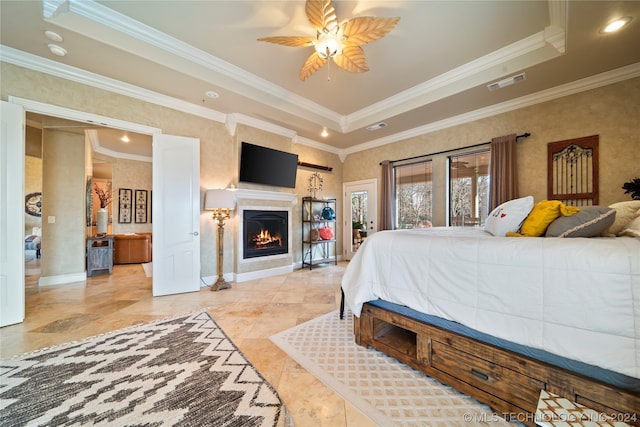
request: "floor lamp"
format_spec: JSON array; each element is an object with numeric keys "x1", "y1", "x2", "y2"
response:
[{"x1": 205, "y1": 189, "x2": 235, "y2": 291}]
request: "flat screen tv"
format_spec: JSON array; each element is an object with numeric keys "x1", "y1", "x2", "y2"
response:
[{"x1": 239, "y1": 142, "x2": 298, "y2": 188}]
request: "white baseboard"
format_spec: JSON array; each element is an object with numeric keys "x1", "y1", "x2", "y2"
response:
[
  {"x1": 38, "y1": 272, "x2": 87, "y2": 286},
  {"x1": 235, "y1": 265, "x2": 294, "y2": 283}
]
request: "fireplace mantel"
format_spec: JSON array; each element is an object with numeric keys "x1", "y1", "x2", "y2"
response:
[
  {"x1": 234, "y1": 189, "x2": 296, "y2": 282},
  {"x1": 234, "y1": 189, "x2": 298, "y2": 205}
]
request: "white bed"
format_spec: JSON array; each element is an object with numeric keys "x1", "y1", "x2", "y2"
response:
[{"x1": 341, "y1": 227, "x2": 640, "y2": 379}]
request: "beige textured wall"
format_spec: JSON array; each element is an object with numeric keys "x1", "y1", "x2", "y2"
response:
[
  {"x1": 2, "y1": 62, "x2": 230, "y2": 280},
  {"x1": 292, "y1": 143, "x2": 343, "y2": 258},
  {"x1": 4, "y1": 60, "x2": 638, "y2": 281},
  {"x1": 112, "y1": 159, "x2": 152, "y2": 234},
  {"x1": 2, "y1": 62, "x2": 343, "y2": 280},
  {"x1": 41, "y1": 129, "x2": 86, "y2": 278},
  {"x1": 343, "y1": 77, "x2": 640, "y2": 226}
]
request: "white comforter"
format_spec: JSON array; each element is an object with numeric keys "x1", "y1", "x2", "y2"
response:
[{"x1": 341, "y1": 227, "x2": 640, "y2": 379}]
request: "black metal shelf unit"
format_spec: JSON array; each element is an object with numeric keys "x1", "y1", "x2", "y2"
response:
[{"x1": 301, "y1": 197, "x2": 337, "y2": 270}]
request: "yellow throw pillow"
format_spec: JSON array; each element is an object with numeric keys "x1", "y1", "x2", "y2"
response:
[{"x1": 518, "y1": 200, "x2": 580, "y2": 237}]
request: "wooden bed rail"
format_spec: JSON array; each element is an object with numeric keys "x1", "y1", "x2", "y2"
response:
[{"x1": 354, "y1": 303, "x2": 640, "y2": 426}]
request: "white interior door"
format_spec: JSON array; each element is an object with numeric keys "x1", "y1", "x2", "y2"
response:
[
  {"x1": 152, "y1": 134, "x2": 200, "y2": 296},
  {"x1": 1, "y1": 101, "x2": 25, "y2": 326},
  {"x1": 343, "y1": 179, "x2": 378, "y2": 261}
]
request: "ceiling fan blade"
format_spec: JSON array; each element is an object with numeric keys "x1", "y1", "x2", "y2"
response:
[
  {"x1": 333, "y1": 45, "x2": 368, "y2": 73},
  {"x1": 257, "y1": 36, "x2": 315, "y2": 47},
  {"x1": 305, "y1": 0, "x2": 338, "y2": 33},
  {"x1": 341, "y1": 16, "x2": 400, "y2": 46},
  {"x1": 300, "y1": 52, "x2": 327, "y2": 81}
]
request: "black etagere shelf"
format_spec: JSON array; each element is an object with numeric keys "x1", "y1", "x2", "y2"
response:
[{"x1": 301, "y1": 197, "x2": 337, "y2": 270}]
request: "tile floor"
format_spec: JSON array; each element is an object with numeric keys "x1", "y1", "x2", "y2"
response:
[{"x1": 2, "y1": 259, "x2": 376, "y2": 427}]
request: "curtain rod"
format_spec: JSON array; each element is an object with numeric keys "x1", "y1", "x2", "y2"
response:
[{"x1": 381, "y1": 132, "x2": 531, "y2": 165}]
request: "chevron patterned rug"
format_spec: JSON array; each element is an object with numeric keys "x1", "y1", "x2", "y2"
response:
[
  {"x1": 0, "y1": 312, "x2": 292, "y2": 427},
  {"x1": 271, "y1": 310, "x2": 512, "y2": 427}
]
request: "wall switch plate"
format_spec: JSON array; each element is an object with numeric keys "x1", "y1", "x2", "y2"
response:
[{"x1": 48, "y1": 216, "x2": 55, "y2": 223}]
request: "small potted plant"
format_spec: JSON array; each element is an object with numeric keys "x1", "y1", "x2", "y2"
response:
[
  {"x1": 94, "y1": 183, "x2": 112, "y2": 235},
  {"x1": 622, "y1": 177, "x2": 640, "y2": 200},
  {"x1": 352, "y1": 220, "x2": 363, "y2": 242}
]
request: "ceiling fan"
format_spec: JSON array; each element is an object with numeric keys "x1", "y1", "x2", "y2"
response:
[{"x1": 257, "y1": 0, "x2": 400, "y2": 81}]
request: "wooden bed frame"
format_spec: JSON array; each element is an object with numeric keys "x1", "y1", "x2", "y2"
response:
[{"x1": 354, "y1": 302, "x2": 640, "y2": 426}]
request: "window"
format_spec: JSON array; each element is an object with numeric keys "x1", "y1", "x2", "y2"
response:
[
  {"x1": 394, "y1": 161, "x2": 433, "y2": 229},
  {"x1": 449, "y1": 150, "x2": 490, "y2": 227}
]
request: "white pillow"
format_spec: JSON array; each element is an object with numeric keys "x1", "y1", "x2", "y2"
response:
[
  {"x1": 619, "y1": 215, "x2": 640, "y2": 237},
  {"x1": 484, "y1": 196, "x2": 534, "y2": 236},
  {"x1": 602, "y1": 201, "x2": 640, "y2": 236}
]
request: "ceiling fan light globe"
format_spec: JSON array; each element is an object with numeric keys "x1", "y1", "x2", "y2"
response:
[{"x1": 314, "y1": 34, "x2": 342, "y2": 58}]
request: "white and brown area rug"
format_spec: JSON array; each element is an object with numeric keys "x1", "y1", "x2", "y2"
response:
[
  {"x1": 271, "y1": 310, "x2": 512, "y2": 427},
  {"x1": 0, "y1": 312, "x2": 292, "y2": 427}
]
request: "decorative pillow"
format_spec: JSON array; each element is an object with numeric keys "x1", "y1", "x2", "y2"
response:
[
  {"x1": 484, "y1": 196, "x2": 534, "y2": 236},
  {"x1": 602, "y1": 201, "x2": 640, "y2": 236},
  {"x1": 545, "y1": 206, "x2": 616, "y2": 237},
  {"x1": 518, "y1": 200, "x2": 580, "y2": 237},
  {"x1": 618, "y1": 215, "x2": 640, "y2": 237}
]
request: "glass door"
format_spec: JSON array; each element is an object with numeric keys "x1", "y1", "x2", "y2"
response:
[
  {"x1": 343, "y1": 179, "x2": 377, "y2": 260},
  {"x1": 448, "y1": 150, "x2": 490, "y2": 227}
]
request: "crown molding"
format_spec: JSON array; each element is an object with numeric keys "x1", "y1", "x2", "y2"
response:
[
  {"x1": 344, "y1": 62, "x2": 640, "y2": 157},
  {"x1": 345, "y1": 28, "x2": 563, "y2": 132},
  {"x1": 223, "y1": 113, "x2": 341, "y2": 158},
  {"x1": 41, "y1": 0, "x2": 343, "y2": 129},
  {"x1": 11, "y1": 95, "x2": 156, "y2": 161},
  {"x1": 228, "y1": 113, "x2": 297, "y2": 139},
  {"x1": 39, "y1": 0, "x2": 569, "y2": 135},
  {"x1": 8, "y1": 95, "x2": 162, "y2": 135},
  {"x1": 2, "y1": 45, "x2": 343, "y2": 158},
  {"x1": 346, "y1": 0, "x2": 566, "y2": 131},
  {"x1": 1, "y1": 46, "x2": 226, "y2": 123},
  {"x1": 86, "y1": 129, "x2": 152, "y2": 163},
  {"x1": 5, "y1": 42, "x2": 636, "y2": 163},
  {"x1": 296, "y1": 136, "x2": 345, "y2": 159},
  {"x1": 545, "y1": 0, "x2": 568, "y2": 53}
]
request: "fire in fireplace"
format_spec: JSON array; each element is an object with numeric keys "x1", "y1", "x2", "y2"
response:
[{"x1": 243, "y1": 210, "x2": 288, "y2": 259}]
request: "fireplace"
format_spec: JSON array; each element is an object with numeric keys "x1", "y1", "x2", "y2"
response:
[{"x1": 243, "y1": 210, "x2": 288, "y2": 259}]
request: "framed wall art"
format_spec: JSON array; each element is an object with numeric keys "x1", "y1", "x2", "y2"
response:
[
  {"x1": 547, "y1": 135, "x2": 599, "y2": 206},
  {"x1": 118, "y1": 188, "x2": 132, "y2": 223},
  {"x1": 135, "y1": 189, "x2": 148, "y2": 223}
]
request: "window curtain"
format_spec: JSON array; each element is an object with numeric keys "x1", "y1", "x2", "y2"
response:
[
  {"x1": 380, "y1": 160, "x2": 394, "y2": 230},
  {"x1": 489, "y1": 134, "x2": 518, "y2": 211}
]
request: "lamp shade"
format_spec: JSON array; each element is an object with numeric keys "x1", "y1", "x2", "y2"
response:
[{"x1": 205, "y1": 189, "x2": 235, "y2": 210}]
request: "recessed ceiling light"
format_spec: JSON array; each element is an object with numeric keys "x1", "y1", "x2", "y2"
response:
[
  {"x1": 44, "y1": 30, "x2": 63, "y2": 42},
  {"x1": 321, "y1": 127, "x2": 329, "y2": 138},
  {"x1": 205, "y1": 91, "x2": 219, "y2": 99},
  {"x1": 48, "y1": 44, "x2": 67, "y2": 57},
  {"x1": 600, "y1": 16, "x2": 632, "y2": 33},
  {"x1": 121, "y1": 135, "x2": 130, "y2": 143}
]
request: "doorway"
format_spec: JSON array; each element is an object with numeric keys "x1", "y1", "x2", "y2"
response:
[
  {"x1": 343, "y1": 179, "x2": 378, "y2": 261},
  {"x1": 23, "y1": 112, "x2": 136, "y2": 284},
  {"x1": 24, "y1": 125, "x2": 43, "y2": 278},
  {"x1": 6, "y1": 97, "x2": 202, "y2": 325}
]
